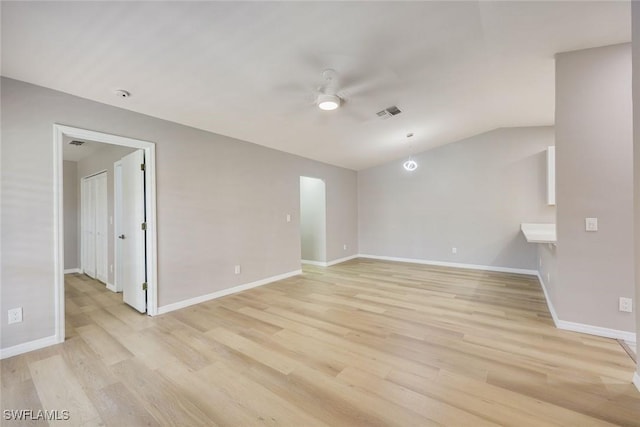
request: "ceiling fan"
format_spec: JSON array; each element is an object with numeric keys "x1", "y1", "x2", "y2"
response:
[{"x1": 315, "y1": 69, "x2": 342, "y2": 111}]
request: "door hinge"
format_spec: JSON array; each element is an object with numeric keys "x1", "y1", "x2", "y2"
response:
[
  {"x1": 141, "y1": 222, "x2": 147, "y2": 230},
  {"x1": 142, "y1": 282, "x2": 148, "y2": 291},
  {"x1": 140, "y1": 163, "x2": 146, "y2": 171}
]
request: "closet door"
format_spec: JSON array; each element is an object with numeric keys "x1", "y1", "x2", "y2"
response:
[
  {"x1": 82, "y1": 177, "x2": 96, "y2": 278},
  {"x1": 95, "y1": 173, "x2": 108, "y2": 283}
]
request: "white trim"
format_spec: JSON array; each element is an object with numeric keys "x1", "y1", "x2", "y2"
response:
[
  {"x1": 53, "y1": 124, "x2": 159, "y2": 353},
  {"x1": 0, "y1": 335, "x2": 59, "y2": 360},
  {"x1": 326, "y1": 254, "x2": 359, "y2": 266},
  {"x1": 555, "y1": 320, "x2": 636, "y2": 342},
  {"x1": 106, "y1": 282, "x2": 118, "y2": 293},
  {"x1": 536, "y1": 272, "x2": 636, "y2": 342},
  {"x1": 536, "y1": 272, "x2": 560, "y2": 327},
  {"x1": 53, "y1": 126, "x2": 65, "y2": 346},
  {"x1": 157, "y1": 269, "x2": 302, "y2": 315},
  {"x1": 301, "y1": 259, "x2": 328, "y2": 267},
  {"x1": 633, "y1": 372, "x2": 640, "y2": 393},
  {"x1": 64, "y1": 268, "x2": 80, "y2": 274},
  {"x1": 358, "y1": 254, "x2": 538, "y2": 276}
]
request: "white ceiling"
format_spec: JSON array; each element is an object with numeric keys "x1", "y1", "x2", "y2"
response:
[
  {"x1": 62, "y1": 136, "x2": 104, "y2": 162},
  {"x1": 1, "y1": 1, "x2": 631, "y2": 170}
]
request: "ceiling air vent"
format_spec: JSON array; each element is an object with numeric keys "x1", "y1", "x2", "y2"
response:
[
  {"x1": 376, "y1": 105, "x2": 402, "y2": 120},
  {"x1": 69, "y1": 140, "x2": 85, "y2": 146}
]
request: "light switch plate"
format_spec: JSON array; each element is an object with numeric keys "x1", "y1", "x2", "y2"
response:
[{"x1": 585, "y1": 217, "x2": 598, "y2": 232}]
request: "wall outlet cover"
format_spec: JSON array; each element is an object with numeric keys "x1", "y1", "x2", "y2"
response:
[
  {"x1": 619, "y1": 297, "x2": 633, "y2": 313},
  {"x1": 8, "y1": 307, "x2": 23, "y2": 324}
]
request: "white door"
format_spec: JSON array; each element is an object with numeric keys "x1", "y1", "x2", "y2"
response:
[
  {"x1": 95, "y1": 173, "x2": 108, "y2": 283},
  {"x1": 82, "y1": 177, "x2": 96, "y2": 278},
  {"x1": 120, "y1": 150, "x2": 147, "y2": 313},
  {"x1": 114, "y1": 161, "x2": 124, "y2": 292},
  {"x1": 81, "y1": 172, "x2": 108, "y2": 281}
]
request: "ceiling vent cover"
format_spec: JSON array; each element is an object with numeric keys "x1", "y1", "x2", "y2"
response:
[
  {"x1": 69, "y1": 140, "x2": 85, "y2": 146},
  {"x1": 376, "y1": 105, "x2": 402, "y2": 119}
]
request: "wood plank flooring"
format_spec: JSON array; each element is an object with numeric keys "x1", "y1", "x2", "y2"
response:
[{"x1": 2, "y1": 259, "x2": 639, "y2": 426}]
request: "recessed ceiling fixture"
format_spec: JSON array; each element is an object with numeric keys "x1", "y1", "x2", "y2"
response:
[
  {"x1": 403, "y1": 132, "x2": 418, "y2": 172},
  {"x1": 114, "y1": 89, "x2": 131, "y2": 98}
]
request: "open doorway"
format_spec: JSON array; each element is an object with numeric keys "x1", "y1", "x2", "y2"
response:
[
  {"x1": 300, "y1": 176, "x2": 327, "y2": 266},
  {"x1": 54, "y1": 124, "x2": 158, "y2": 344}
]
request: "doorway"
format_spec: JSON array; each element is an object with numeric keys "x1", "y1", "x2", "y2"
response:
[
  {"x1": 54, "y1": 124, "x2": 158, "y2": 345},
  {"x1": 300, "y1": 176, "x2": 327, "y2": 266}
]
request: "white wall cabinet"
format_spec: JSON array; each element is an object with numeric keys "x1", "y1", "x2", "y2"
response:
[{"x1": 81, "y1": 172, "x2": 108, "y2": 283}]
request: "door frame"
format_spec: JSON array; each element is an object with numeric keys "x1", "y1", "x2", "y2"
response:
[{"x1": 53, "y1": 124, "x2": 159, "y2": 345}]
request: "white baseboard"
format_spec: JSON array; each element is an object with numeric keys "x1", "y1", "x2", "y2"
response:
[
  {"x1": 326, "y1": 254, "x2": 359, "y2": 266},
  {"x1": 537, "y1": 272, "x2": 560, "y2": 327},
  {"x1": 301, "y1": 254, "x2": 359, "y2": 268},
  {"x1": 555, "y1": 320, "x2": 636, "y2": 342},
  {"x1": 63, "y1": 268, "x2": 80, "y2": 274},
  {"x1": 536, "y1": 273, "x2": 636, "y2": 342},
  {"x1": 301, "y1": 260, "x2": 327, "y2": 267},
  {"x1": 633, "y1": 372, "x2": 640, "y2": 393},
  {"x1": 106, "y1": 282, "x2": 118, "y2": 293},
  {"x1": 156, "y1": 269, "x2": 302, "y2": 315},
  {"x1": 0, "y1": 335, "x2": 61, "y2": 360},
  {"x1": 358, "y1": 254, "x2": 538, "y2": 276}
]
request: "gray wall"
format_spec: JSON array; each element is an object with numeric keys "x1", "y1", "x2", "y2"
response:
[
  {"x1": 555, "y1": 43, "x2": 634, "y2": 333},
  {"x1": 358, "y1": 127, "x2": 555, "y2": 270},
  {"x1": 77, "y1": 144, "x2": 136, "y2": 286},
  {"x1": 0, "y1": 77, "x2": 358, "y2": 350},
  {"x1": 300, "y1": 176, "x2": 326, "y2": 262},
  {"x1": 63, "y1": 161, "x2": 79, "y2": 270},
  {"x1": 632, "y1": 1, "x2": 640, "y2": 380}
]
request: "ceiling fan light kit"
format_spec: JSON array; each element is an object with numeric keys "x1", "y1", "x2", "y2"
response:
[{"x1": 317, "y1": 93, "x2": 341, "y2": 111}]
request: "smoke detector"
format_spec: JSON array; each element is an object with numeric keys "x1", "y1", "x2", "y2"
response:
[{"x1": 114, "y1": 89, "x2": 131, "y2": 98}]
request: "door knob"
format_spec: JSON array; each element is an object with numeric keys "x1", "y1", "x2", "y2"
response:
[{"x1": 118, "y1": 234, "x2": 126, "y2": 239}]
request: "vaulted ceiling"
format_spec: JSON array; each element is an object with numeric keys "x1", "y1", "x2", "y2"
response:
[{"x1": 1, "y1": 1, "x2": 631, "y2": 170}]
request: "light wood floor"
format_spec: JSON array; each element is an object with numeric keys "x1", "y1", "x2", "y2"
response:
[{"x1": 2, "y1": 259, "x2": 639, "y2": 426}]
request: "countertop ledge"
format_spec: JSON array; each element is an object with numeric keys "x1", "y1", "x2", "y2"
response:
[{"x1": 521, "y1": 223, "x2": 556, "y2": 244}]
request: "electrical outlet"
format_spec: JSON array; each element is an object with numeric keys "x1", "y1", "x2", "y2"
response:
[
  {"x1": 451, "y1": 247, "x2": 457, "y2": 254},
  {"x1": 234, "y1": 265, "x2": 241, "y2": 275},
  {"x1": 539, "y1": 257, "x2": 542, "y2": 268},
  {"x1": 8, "y1": 307, "x2": 22, "y2": 324},
  {"x1": 110, "y1": 264, "x2": 113, "y2": 273},
  {"x1": 619, "y1": 297, "x2": 633, "y2": 313},
  {"x1": 585, "y1": 217, "x2": 598, "y2": 232},
  {"x1": 286, "y1": 214, "x2": 291, "y2": 223},
  {"x1": 343, "y1": 244, "x2": 347, "y2": 251}
]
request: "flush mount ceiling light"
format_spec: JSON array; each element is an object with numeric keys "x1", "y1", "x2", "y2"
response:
[{"x1": 317, "y1": 93, "x2": 341, "y2": 111}]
